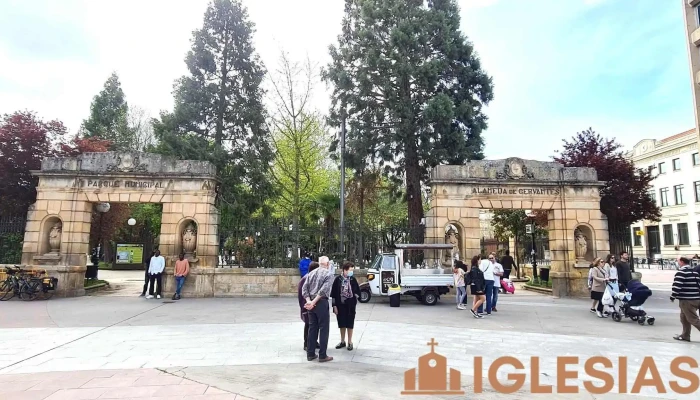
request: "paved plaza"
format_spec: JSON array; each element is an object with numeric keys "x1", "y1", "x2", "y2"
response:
[{"x1": 1, "y1": 269, "x2": 699, "y2": 399}]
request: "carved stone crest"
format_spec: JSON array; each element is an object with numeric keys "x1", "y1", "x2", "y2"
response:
[
  {"x1": 496, "y1": 158, "x2": 535, "y2": 180},
  {"x1": 107, "y1": 154, "x2": 148, "y2": 173}
]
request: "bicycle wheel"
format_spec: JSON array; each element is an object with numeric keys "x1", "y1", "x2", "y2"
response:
[
  {"x1": 0, "y1": 280, "x2": 15, "y2": 301},
  {"x1": 40, "y1": 289, "x2": 55, "y2": 300},
  {"x1": 19, "y1": 281, "x2": 38, "y2": 301}
]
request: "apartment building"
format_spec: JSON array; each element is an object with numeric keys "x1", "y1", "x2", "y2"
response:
[
  {"x1": 627, "y1": 129, "x2": 700, "y2": 259},
  {"x1": 683, "y1": 0, "x2": 700, "y2": 143}
]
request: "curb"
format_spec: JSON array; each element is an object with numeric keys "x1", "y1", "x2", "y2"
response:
[
  {"x1": 523, "y1": 284, "x2": 553, "y2": 295},
  {"x1": 85, "y1": 282, "x2": 110, "y2": 291}
]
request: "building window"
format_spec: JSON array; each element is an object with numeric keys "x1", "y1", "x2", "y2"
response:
[
  {"x1": 695, "y1": 181, "x2": 700, "y2": 203},
  {"x1": 693, "y1": 152, "x2": 699, "y2": 166},
  {"x1": 658, "y1": 162, "x2": 667, "y2": 174},
  {"x1": 678, "y1": 223, "x2": 690, "y2": 246},
  {"x1": 633, "y1": 227, "x2": 642, "y2": 246},
  {"x1": 649, "y1": 190, "x2": 656, "y2": 205},
  {"x1": 660, "y1": 187, "x2": 669, "y2": 207},
  {"x1": 674, "y1": 184, "x2": 684, "y2": 205},
  {"x1": 673, "y1": 158, "x2": 681, "y2": 171},
  {"x1": 663, "y1": 224, "x2": 674, "y2": 246}
]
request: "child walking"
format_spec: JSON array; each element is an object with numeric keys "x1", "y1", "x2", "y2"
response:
[{"x1": 453, "y1": 261, "x2": 467, "y2": 310}]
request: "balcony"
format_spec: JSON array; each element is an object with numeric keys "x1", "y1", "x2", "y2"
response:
[{"x1": 693, "y1": 27, "x2": 700, "y2": 47}]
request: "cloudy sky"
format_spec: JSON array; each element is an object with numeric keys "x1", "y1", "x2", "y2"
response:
[{"x1": 0, "y1": 0, "x2": 693, "y2": 160}]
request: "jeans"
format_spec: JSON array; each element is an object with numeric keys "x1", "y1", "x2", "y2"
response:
[
  {"x1": 141, "y1": 270, "x2": 149, "y2": 296},
  {"x1": 148, "y1": 273, "x2": 162, "y2": 296},
  {"x1": 307, "y1": 298, "x2": 330, "y2": 358},
  {"x1": 456, "y1": 286, "x2": 466, "y2": 305},
  {"x1": 478, "y1": 280, "x2": 495, "y2": 314},
  {"x1": 175, "y1": 276, "x2": 185, "y2": 295},
  {"x1": 491, "y1": 284, "x2": 499, "y2": 309}
]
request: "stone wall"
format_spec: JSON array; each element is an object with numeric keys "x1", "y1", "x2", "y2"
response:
[
  {"x1": 160, "y1": 268, "x2": 368, "y2": 298},
  {"x1": 0, "y1": 264, "x2": 85, "y2": 297}
]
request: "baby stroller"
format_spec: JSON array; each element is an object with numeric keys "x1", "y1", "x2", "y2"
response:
[{"x1": 609, "y1": 280, "x2": 655, "y2": 325}]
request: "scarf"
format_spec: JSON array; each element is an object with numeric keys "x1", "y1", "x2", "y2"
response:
[{"x1": 340, "y1": 277, "x2": 353, "y2": 301}]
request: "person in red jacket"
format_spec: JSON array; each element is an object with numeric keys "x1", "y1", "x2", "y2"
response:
[{"x1": 298, "y1": 261, "x2": 319, "y2": 352}]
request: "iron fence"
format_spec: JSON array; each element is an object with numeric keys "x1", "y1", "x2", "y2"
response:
[
  {"x1": 0, "y1": 216, "x2": 25, "y2": 264},
  {"x1": 217, "y1": 223, "x2": 424, "y2": 268},
  {"x1": 609, "y1": 223, "x2": 634, "y2": 270}
]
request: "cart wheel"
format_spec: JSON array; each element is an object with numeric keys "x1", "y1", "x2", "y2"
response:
[
  {"x1": 421, "y1": 291, "x2": 438, "y2": 306},
  {"x1": 638, "y1": 317, "x2": 646, "y2": 325},
  {"x1": 612, "y1": 312, "x2": 622, "y2": 322},
  {"x1": 359, "y1": 289, "x2": 371, "y2": 303},
  {"x1": 647, "y1": 317, "x2": 655, "y2": 326}
]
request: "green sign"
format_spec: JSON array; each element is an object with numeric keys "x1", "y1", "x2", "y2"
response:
[{"x1": 116, "y1": 244, "x2": 144, "y2": 264}]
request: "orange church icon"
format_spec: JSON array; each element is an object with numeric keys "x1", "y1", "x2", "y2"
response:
[{"x1": 401, "y1": 338, "x2": 464, "y2": 396}]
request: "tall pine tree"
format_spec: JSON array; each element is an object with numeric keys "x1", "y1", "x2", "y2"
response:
[
  {"x1": 82, "y1": 72, "x2": 132, "y2": 150},
  {"x1": 153, "y1": 0, "x2": 273, "y2": 224},
  {"x1": 324, "y1": 0, "x2": 494, "y2": 240}
]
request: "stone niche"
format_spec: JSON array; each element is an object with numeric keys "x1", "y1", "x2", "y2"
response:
[
  {"x1": 34, "y1": 216, "x2": 63, "y2": 265},
  {"x1": 178, "y1": 219, "x2": 199, "y2": 263},
  {"x1": 574, "y1": 224, "x2": 595, "y2": 263},
  {"x1": 443, "y1": 223, "x2": 463, "y2": 264}
]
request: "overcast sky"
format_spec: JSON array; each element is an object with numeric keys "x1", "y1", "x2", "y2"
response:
[{"x1": 0, "y1": 0, "x2": 693, "y2": 160}]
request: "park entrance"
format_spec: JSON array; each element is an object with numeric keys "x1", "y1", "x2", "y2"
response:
[
  {"x1": 425, "y1": 158, "x2": 609, "y2": 297},
  {"x1": 20, "y1": 152, "x2": 219, "y2": 296}
]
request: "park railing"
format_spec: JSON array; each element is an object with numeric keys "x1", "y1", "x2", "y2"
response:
[{"x1": 0, "y1": 216, "x2": 25, "y2": 265}]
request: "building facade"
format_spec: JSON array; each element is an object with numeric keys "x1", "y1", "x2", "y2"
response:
[
  {"x1": 683, "y1": 0, "x2": 700, "y2": 143},
  {"x1": 627, "y1": 129, "x2": 700, "y2": 260}
]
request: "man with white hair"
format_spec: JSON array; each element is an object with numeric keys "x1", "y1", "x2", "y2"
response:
[{"x1": 302, "y1": 255, "x2": 334, "y2": 362}]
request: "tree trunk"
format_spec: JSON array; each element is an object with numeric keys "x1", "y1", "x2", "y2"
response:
[
  {"x1": 359, "y1": 188, "x2": 364, "y2": 265},
  {"x1": 405, "y1": 141, "x2": 424, "y2": 244}
]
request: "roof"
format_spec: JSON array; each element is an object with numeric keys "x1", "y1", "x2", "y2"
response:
[
  {"x1": 659, "y1": 129, "x2": 696, "y2": 144},
  {"x1": 393, "y1": 244, "x2": 454, "y2": 250}
]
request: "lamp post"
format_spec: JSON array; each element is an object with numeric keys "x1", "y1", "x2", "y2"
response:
[
  {"x1": 526, "y1": 210, "x2": 538, "y2": 281},
  {"x1": 128, "y1": 218, "x2": 136, "y2": 242}
]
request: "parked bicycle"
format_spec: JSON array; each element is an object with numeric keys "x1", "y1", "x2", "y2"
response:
[{"x1": 0, "y1": 266, "x2": 57, "y2": 301}]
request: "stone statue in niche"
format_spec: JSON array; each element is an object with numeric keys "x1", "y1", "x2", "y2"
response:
[
  {"x1": 575, "y1": 228, "x2": 588, "y2": 260},
  {"x1": 444, "y1": 225, "x2": 460, "y2": 263},
  {"x1": 48, "y1": 222, "x2": 62, "y2": 253},
  {"x1": 182, "y1": 222, "x2": 197, "y2": 257}
]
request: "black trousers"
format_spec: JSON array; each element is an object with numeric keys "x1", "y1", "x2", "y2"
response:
[
  {"x1": 307, "y1": 298, "x2": 330, "y2": 358},
  {"x1": 148, "y1": 273, "x2": 162, "y2": 296},
  {"x1": 141, "y1": 270, "x2": 149, "y2": 295},
  {"x1": 303, "y1": 320, "x2": 320, "y2": 348}
]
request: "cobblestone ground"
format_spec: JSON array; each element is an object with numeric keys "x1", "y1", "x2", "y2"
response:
[{"x1": 0, "y1": 270, "x2": 698, "y2": 399}]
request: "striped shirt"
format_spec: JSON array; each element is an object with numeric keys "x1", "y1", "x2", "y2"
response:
[
  {"x1": 301, "y1": 266, "x2": 333, "y2": 300},
  {"x1": 671, "y1": 266, "x2": 700, "y2": 300}
]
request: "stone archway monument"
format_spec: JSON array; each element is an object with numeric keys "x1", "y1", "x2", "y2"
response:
[
  {"x1": 425, "y1": 158, "x2": 609, "y2": 297},
  {"x1": 21, "y1": 152, "x2": 219, "y2": 296}
]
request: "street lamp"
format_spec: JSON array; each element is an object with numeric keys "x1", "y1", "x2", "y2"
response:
[{"x1": 525, "y1": 210, "x2": 538, "y2": 281}]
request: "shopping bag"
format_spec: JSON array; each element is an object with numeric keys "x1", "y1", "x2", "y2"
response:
[{"x1": 602, "y1": 287, "x2": 614, "y2": 306}]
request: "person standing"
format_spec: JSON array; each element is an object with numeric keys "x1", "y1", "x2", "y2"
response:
[
  {"x1": 466, "y1": 255, "x2": 486, "y2": 319},
  {"x1": 299, "y1": 252, "x2": 312, "y2": 278},
  {"x1": 671, "y1": 257, "x2": 700, "y2": 342},
  {"x1": 172, "y1": 253, "x2": 190, "y2": 300},
  {"x1": 616, "y1": 251, "x2": 632, "y2": 291},
  {"x1": 590, "y1": 258, "x2": 608, "y2": 318},
  {"x1": 146, "y1": 250, "x2": 165, "y2": 299},
  {"x1": 140, "y1": 250, "x2": 155, "y2": 297},
  {"x1": 491, "y1": 258, "x2": 504, "y2": 312},
  {"x1": 298, "y1": 261, "x2": 320, "y2": 352},
  {"x1": 331, "y1": 262, "x2": 361, "y2": 351},
  {"x1": 302, "y1": 255, "x2": 334, "y2": 362},
  {"x1": 500, "y1": 250, "x2": 518, "y2": 280},
  {"x1": 477, "y1": 253, "x2": 496, "y2": 316},
  {"x1": 453, "y1": 262, "x2": 467, "y2": 310}
]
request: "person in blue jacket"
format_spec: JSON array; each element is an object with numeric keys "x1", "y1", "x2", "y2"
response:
[{"x1": 299, "y1": 252, "x2": 312, "y2": 277}]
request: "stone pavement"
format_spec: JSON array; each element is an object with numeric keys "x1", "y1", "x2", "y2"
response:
[{"x1": 0, "y1": 278, "x2": 698, "y2": 399}]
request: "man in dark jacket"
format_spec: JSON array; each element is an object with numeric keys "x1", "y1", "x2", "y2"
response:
[
  {"x1": 500, "y1": 250, "x2": 518, "y2": 280},
  {"x1": 615, "y1": 251, "x2": 632, "y2": 291},
  {"x1": 298, "y1": 261, "x2": 319, "y2": 352},
  {"x1": 671, "y1": 257, "x2": 700, "y2": 342},
  {"x1": 140, "y1": 250, "x2": 155, "y2": 297}
]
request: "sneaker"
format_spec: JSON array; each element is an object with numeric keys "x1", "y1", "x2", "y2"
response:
[
  {"x1": 176, "y1": 294, "x2": 181, "y2": 300},
  {"x1": 146, "y1": 295, "x2": 154, "y2": 299},
  {"x1": 307, "y1": 354, "x2": 318, "y2": 361},
  {"x1": 172, "y1": 294, "x2": 178, "y2": 301},
  {"x1": 319, "y1": 356, "x2": 334, "y2": 363},
  {"x1": 457, "y1": 304, "x2": 466, "y2": 310},
  {"x1": 347, "y1": 343, "x2": 354, "y2": 351},
  {"x1": 470, "y1": 309, "x2": 479, "y2": 318},
  {"x1": 139, "y1": 293, "x2": 145, "y2": 297},
  {"x1": 596, "y1": 311, "x2": 605, "y2": 318},
  {"x1": 156, "y1": 295, "x2": 162, "y2": 299},
  {"x1": 335, "y1": 342, "x2": 346, "y2": 349},
  {"x1": 492, "y1": 307, "x2": 498, "y2": 312},
  {"x1": 590, "y1": 308, "x2": 596, "y2": 313}
]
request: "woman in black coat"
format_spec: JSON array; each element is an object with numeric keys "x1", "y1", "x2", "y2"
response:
[{"x1": 331, "y1": 261, "x2": 361, "y2": 351}]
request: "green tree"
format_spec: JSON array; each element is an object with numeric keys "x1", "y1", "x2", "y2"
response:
[
  {"x1": 152, "y1": 0, "x2": 273, "y2": 225},
  {"x1": 492, "y1": 210, "x2": 548, "y2": 279},
  {"x1": 82, "y1": 72, "x2": 133, "y2": 150},
  {"x1": 268, "y1": 52, "x2": 331, "y2": 227},
  {"x1": 324, "y1": 0, "x2": 494, "y2": 242}
]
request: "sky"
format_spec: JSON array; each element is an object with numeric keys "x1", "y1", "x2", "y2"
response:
[{"x1": 0, "y1": 0, "x2": 694, "y2": 161}]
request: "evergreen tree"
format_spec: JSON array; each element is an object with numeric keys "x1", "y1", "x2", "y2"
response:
[
  {"x1": 325, "y1": 0, "x2": 494, "y2": 241},
  {"x1": 153, "y1": 0, "x2": 273, "y2": 224},
  {"x1": 82, "y1": 72, "x2": 133, "y2": 150}
]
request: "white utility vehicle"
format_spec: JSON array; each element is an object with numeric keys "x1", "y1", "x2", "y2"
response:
[{"x1": 358, "y1": 243, "x2": 455, "y2": 306}]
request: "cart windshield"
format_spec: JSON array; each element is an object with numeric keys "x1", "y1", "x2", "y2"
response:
[{"x1": 381, "y1": 255, "x2": 396, "y2": 270}]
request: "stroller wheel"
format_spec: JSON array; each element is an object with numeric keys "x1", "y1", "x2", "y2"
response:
[
  {"x1": 612, "y1": 312, "x2": 622, "y2": 322},
  {"x1": 630, "y1": 316, "x2": 638, "y2": 321},
  {"x1": 647, "y1": 317, "x2": 655, "y2": 326},
  {"x1": 638, "y1": 317, "x2": 646, "y2": 325}
]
